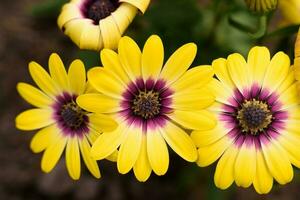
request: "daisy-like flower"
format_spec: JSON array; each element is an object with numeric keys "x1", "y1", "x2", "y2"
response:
[
  {"x1": 278, "y1": 0, "x2": 300, "y2": 26},
  {"x1": 245, "y1": 0, "x2": 278, "y2": 13},
  {"x1": 192, "y1": 47, "x2": 300, "y2": 194},
  {"x1": 58, "y1": 0, "x2": 150, "y2": 50},
  {"x1": 77, "y1": 35, "x2": 217, "y2": 181},
  {"x1": 16, "y1": 53, "x2": 118, "y2": 180}
]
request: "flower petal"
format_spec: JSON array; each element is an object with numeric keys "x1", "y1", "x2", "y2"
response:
[
  {"x1": 68, "y1": 59, "x2": 86, "y2": 95},
  {"x1": 142, "y1": 35, "x2": 164, "y2": 80},
  {"x1": 17, "y1": 83, "x2": 52, "y2": 108},
  {"x1": 41, "y1": 134, "x2": 67, "y2": 173},
  {"x1": 160, "y1": 43, "x2": 197, "y2": 86},
  {"x1": 117, "y1": 124, "x2": 142, "y2": 174},
  {"x1": 147, "y1": 126, "x2": 169, "y2": 176},
  {"x1": 16, "y1": 108, "x2": 54, "y2": 131},
  {"x1": 80, "y1": 23, "x2": 102, "y2": 50},
  {"x1": 29, "y1": 61, "x2": 59, "y2": 97},
  {"x1": 77, "y1": 93, "x2": 121, "y2": 113},
  {"x1": 160, "y1": 121, "x2": 197, "y2": 162},
  {"x1": 118, "y1": 36, "x2": 142, "y2": 80},
  {"x1": 79, "y1": 136, "x2": 101, "y2": 178},
  {"x1": 100, "y1": 16, "x2": 121, "y2": 49},
  {"x1": 119, "y1": 0, "x2": 150, "y2": 13},
  {"x1": 49, "y1": 53, "x2": 69, "y2": 91},
  {"x1": 133, "y1": 135, "x2": 152, "y2": 181},
  {"x1": 87, "y1": 67, "x2": 124, "y2": 99},
  {"x1": 89, "y1": 113, "x2": 118, "y2": 132},
  {"x1": 111, "y1": 3, "x2": 137, "y2": 33},
  {"x1": 212, "y1": 58, "x2": 235, "y2": 89},
  {"x1": 66, "y1": 137, "x2": 81, "y2": 180},
  {"x1": 168, "y1": 110, "x2": 216, "y2": 131},
  {"x1": 30, "y1": 125, "x2": 56, "y2": 153}
]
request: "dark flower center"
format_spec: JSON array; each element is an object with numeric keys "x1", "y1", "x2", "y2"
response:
[
  {"x1": 85, "y1": 0, "x2": 119, "y2": 24},
  {"x1": 237, "y1": 99, "x2": 272, "y2": 135},
  {"x1": 132, "y1": 91, "x2": 161, "y2": 119},
  {"x1": 60, "y1": 101, "x2": 86, "y2": 130}
]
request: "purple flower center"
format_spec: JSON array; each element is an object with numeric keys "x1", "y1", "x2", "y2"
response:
[
  {"x1": 120, "y1": 78, "x2": 174, "y2": 131},
  {"x1": 53, "y1": 93, "x2": 89, "y2": 137},
  {"x1": 82, "y1": 0, "x2": 119, "y2": 24}
]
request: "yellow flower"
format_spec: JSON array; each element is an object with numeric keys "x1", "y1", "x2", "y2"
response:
[
  {"x1": 77, "y1": 35, "x2": 217, "y2": 181},
  {"x1": 279, "y1": 0, "x2": 300, "y2": 25},
  {"x1": 192, "y1": 47, "x2": 300, "y2": 194},
  {"x1": 245, "y1": 0, "x2": 278, "y2": 13},
  {"x1": 58, "y1": 0, "x2": 150, "y2": 51},
  {"x1": 15, "y1": 53, "x2": 118, "y2": 180}
]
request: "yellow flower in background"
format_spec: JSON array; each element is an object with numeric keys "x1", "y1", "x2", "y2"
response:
[
  {"x1": 192, "y1": 47, "x2": 300, "y2": 194},
  {"x1": 58, "y1": 0, "x2": 150, "y2": 51},
  {"x1": 15, "y1": 54, "x2": 118, "y2": 180},
  {"x1": 279, "y1": 0, "x2": 300, "y2": 25},
  {"x1": 77, "y1": 35, "x2": 217, "y2": 181},
  {"x1": 245, "y1": 0, "x2": 278, "y2": 13}
]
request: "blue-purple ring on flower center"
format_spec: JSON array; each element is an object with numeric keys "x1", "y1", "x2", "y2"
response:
[
  {"x1": 53, "y1": 92, "x2": 89, "y2": 137},
  {"x1": 120, "y1": 78, "x2": 174, "y2": 131},
  {"x1": 220, "y1": 84, "x2": 288, "y2": 146},
  {"x1": 81, "y1": 0, "x2": 120, "y2": 24}
]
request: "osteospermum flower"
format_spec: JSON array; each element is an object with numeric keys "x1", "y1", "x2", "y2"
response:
[
  {"x1": 278, "y1": 0, "x2": 300, "y2": 25},
  {"x1": 77, "y1": 35, "x2": 217, "y2": 181},
  {"x1": 16, "y1": 53, "x2": 118, "y2": 180},
  {"x1": 192, "y1": 47, "x2": 300, "y2": 194},
  {"x1": 245, "y1": 0, "x2": 278, "y2": 13},
  {"x1": 58, "y1": 0, "x2": 150, "y2": 50}
]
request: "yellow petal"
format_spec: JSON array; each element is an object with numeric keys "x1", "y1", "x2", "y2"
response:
[
  {"x1": 66, "y1": 137, "x2": 81, "y2": 180},
  {"x1": 89, "y1": 113, "x2": 118, "y2": 132},
  {"x1": 160, "y1": 122, "x2": 197, "y2": 162},
  {"x1": 100, "y1": 16, "x2": 121, "y2": 49},
  {"x1": 197, "y1": 135, "x2": 234, "y2": 167},
  {"x1": 253, "y1": 150, "x2": 273, "y2": 194},
  {"x1": 171, "y1": 65, "x2": 214, "y2": 92},
  {"x1": 30, "y1": 125, "x2": 56, "y2": 153},
  {"x1": 68, "y1": 59, "x2": 86, "y2": 95},
  {"x1": 101, "y1": 49, "x2": 130, "y2": 84},
  {"x1": 87, "y1": 67, "x2": 124, "y2": 99},
  {"x1": 247, "y1": 46, "x2": 270, "y2": 85},
  {"x1": 234, "y1": 138, "x2": 256, "y2": 188},
  {"x1": 91, "y1": 122, "x2": 126, "y2": 160},
  {"x1": 133, "y1": 135, "x2": 152, "y2": 181},
  {"x1": 277, "y1": 69, "x2": 295, "y2": 95},
  {"x1": 168, "y1": 110, "x2": 216, "y2": 131},
  {"x1": 142, "y1": 35, "x2": 164, "y2": 80},
  {"x1": 16, "y1": 108, "x2": 54, "y2": 131},
  {"x1": 117, "y1": 125, "x2": 142, "y2": 174},
  {"x1": 80, "y1": 23, "x2": 102, "y2": 51},
  {"x1": 17, "y1": 83, "x2": 52, "y2": 108},
  {"x1": 48, "y1": 53, "x2": 69, "y2": 91},
  {"x1": 277, "y1": 132, "x2": 300, "y2": 168},
  {"x1": 118, "y1": 36, "x2": 142, "y2": 80},
  {"x1": 172, "y1": 88, "x2": 215, "y2": 111},
  {"x1": 29, "y1": 61, "x2": 59, "y2": 97},
  {"x1": 214, "y1": 145, "x2": 238, "y2": 190},
  {"x1": 227, "y1": 53, "x2": 249, "y2": 93},
  {"x1": 77, "y1": 93, "x2": 121, "y2": 113},
  {"x1": 79, "y1": 136, "x2": 101, "y2": 178},
  {"x1": 57, "y1": 3, "x2": 82, "y2": 29},
  {"x1": 111, "y1": 3, "x2": 137, "y2": 34},
  {"x1": 262, "y1": 52, "x2": 290, "y2": 92},
  {"x1": 207, "y1": 79, "x2": 233, "y2": 105},
  {"x1": 277, "y1": 83, "x2": 299, "y2": 110},
  {"x1": 212, "y1": 58, "x2": 235, "y2": 89},
  {"x1": 261, "y1": 137, "x2": 293, "y2": 184},
  {"x1": 106, "y1": 150, "x2": 119, "y2": 162},
  {"x1": 119, "y1": 0, "x2": 150, "y2": 13},
  {"x1": 191, "y1": 122, "x2": 228, "y2": 147},
  {"x1": 147, "y1": 128, "x2": 169, "y2": 176},
  {"x1": 41, "y1": 134, "x2": 67, "y2": 173},
  {"x1": 160, "y1": 43, "x2": 197, "y2": 86}
]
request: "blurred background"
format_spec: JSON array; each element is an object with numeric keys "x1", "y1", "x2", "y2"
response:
[{"x1": 1, "y1": 0, "x2": 300, "y2": 199}]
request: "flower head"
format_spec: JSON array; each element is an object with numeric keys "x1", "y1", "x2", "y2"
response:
[
  {"x1": 278, "y1": 0, "x2": 300, "y2": 25},
  {"x1": 58, "y1": 0, "x2": 150, "y2": 50},
  {"x1": 193, "y1": 47, "x2": 300, "y2": 194},
  {"x1": 77, "y1": 35, "x2": 216, "y2": 181},
  {"x1": 245, "y1": 0, "x2": 278, "y2": 13},
  {"x1": 16, "y1": 53, "x2": 118, "y2": 180}
]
